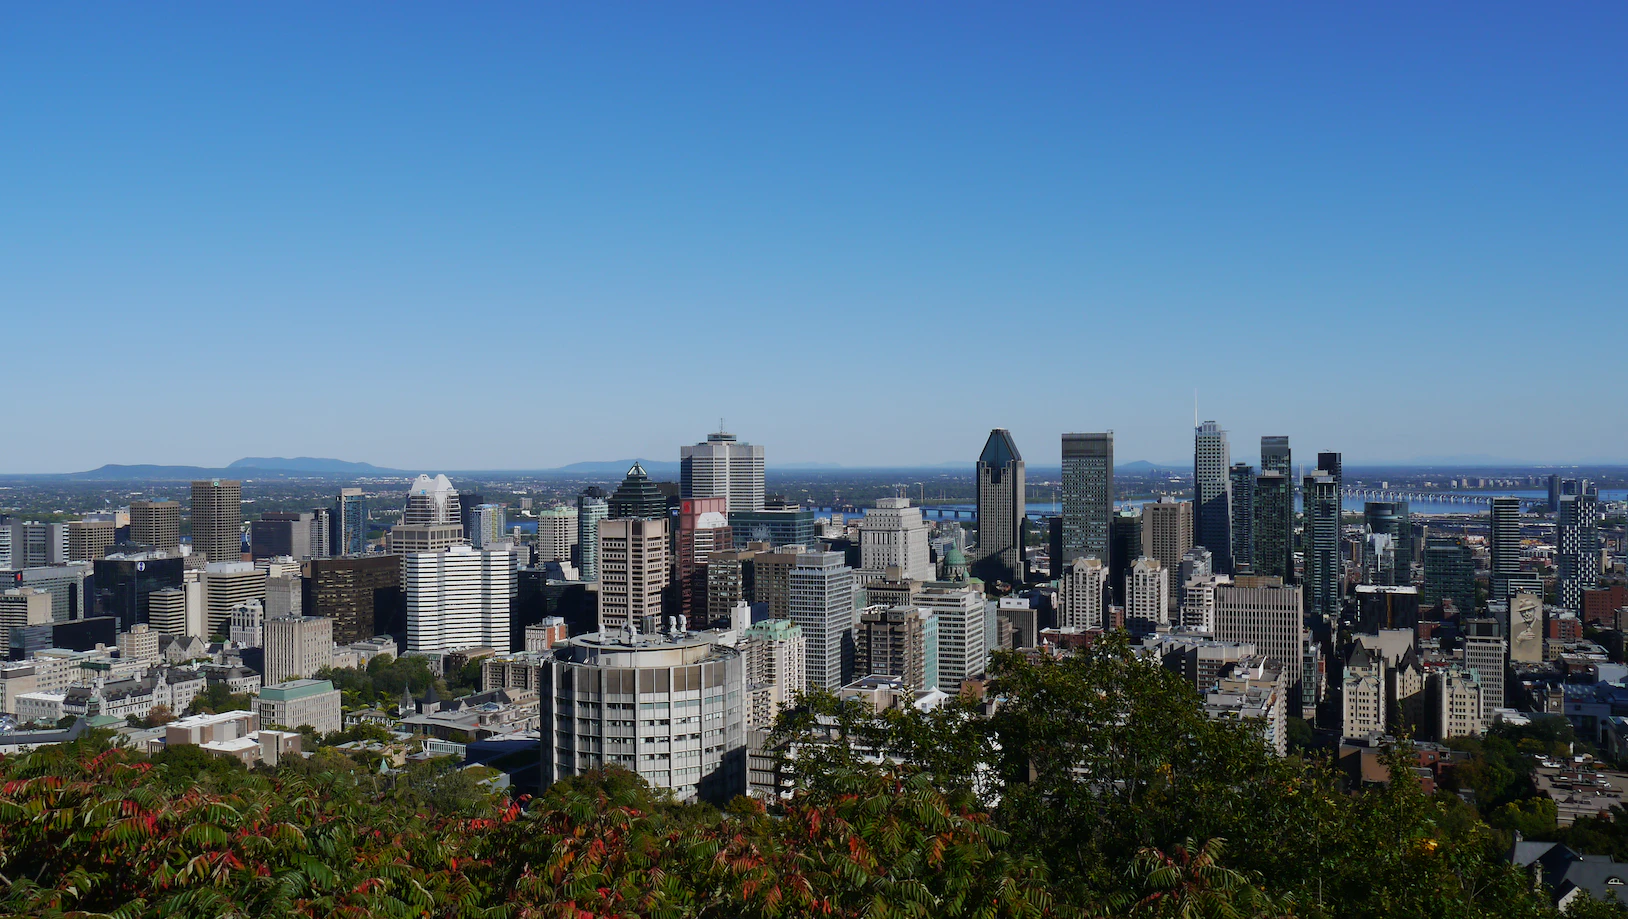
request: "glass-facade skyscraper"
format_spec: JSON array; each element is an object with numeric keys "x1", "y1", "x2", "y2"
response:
[
  {"x1": 1193, "y1": 421, "x2": 1233, "y2": 575},
  {"x1": 1060, "y1": 432, "x2": 1112, "y2": 566}
]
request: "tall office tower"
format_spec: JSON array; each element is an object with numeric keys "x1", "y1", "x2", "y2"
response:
[
  {"x1": 403, "y1": 545, "x2": 513, "y2": 654},
  {"x1": 251, "y1": 512, "x2": 314, "y2": 560},
  {"x1": 788, "y1": 551, "x2": 856, "y2": 690},
  {"x1": 753, "y1": 547, "x2": 803, "y2": 620},
  {"x1": 199, "y1": 561, "x2": 267, "y2": 637},
  {"x1": 334, "y1": 488, "x2": 367, "y2": 556},
  {"x1": 729, "y1": 506, "x2": 817, "y2": 549},
  {"x1": 1301, "y1": 471, "x2": 1341, "y2": 623},
  {"x1": 263, "y1": 615, "x2": 334, "y2": 686},
  {"x1": 0, "y1": 589, "x2": 52, "y2": 658},
  {"x1": 1316, "y1": 452, "x2": 1343, "y2": 498},
  {"x1": 147, "y1": 587, "x2": 189, "y2": 636},
  {"x1": 66, "y1": 520, "x2": 115, "y2": 562},
  {"x1": 1460, "y1": 617, "x2": 1506, "y2": 723},
  {"x1": 1363, "y1": 502, "x2": 1412, "y2": 582},
  {"x1": 915, "y1": 583, "x2": 987, "y2": 694},
  {"x1": 403, "y1": 475, "x2": 461, "y2": 526},
  {"x1": 538, "y1": 631, "x2": 747, "y2": 804},
  {"x1": 1058, "y1": 556, "x2": 1109, "y2": 630},
  {"x1": 535, "y1": 506, "x2": 579, "y2": 564},
  {"x1": 94, "y1": 551, "x2": 185, "y2": 630},
  {"x1": 1557, "y1": 489, "x2": 1601, "y2": 611},
  {"x1": 742, "y1": 618, "x2": 806, "y2": 729},
  {"x1": 1126, "y1": 557, "x2": 1170, "y2": 627},
  {"x1": 1229, "y1": 463, "x2": 1255, "y2": 573},
  {"x1": 1060, "y1": 433, "x2": 1113, "y2": 566},
  {"x1": 1193, "y1": 421, "x2": 1234, "y2": 575},
  {"x1": 609, "y1": 463, "x2": 669, "y2": 520},
  {"x1": 1141, "y1": 498, "x2": 1193, "y2": 612},
  {"x1": 1421, "y1": 537, "x2": 1476, "y2": 616},
  {"x1": 576, "y1": 487, "x2": 610, "y2": 580},
  {"x1": 855, "y1": 606, "x2": 937, "y2": 691},
  {"x1": 973, "y1": 429, "x2": 1026, "y2": 586},
  {"x1": 1489, "y1": 496, "x2": 1522, "y2": 601},
  {"x1": 302, "y1": 508, "x2": 330, "y2": 560},
  {"x1": 1109, "y1": 509, "x2": 1142, "y2": 604},
  {"x1": 706, "y1": 547, "x2": 758, "y2": 624},
  {"x1": 859, "y1": 497, "x2": 933, "y2": 582},
  {"x1": 190, "y1": 479, "x2": 244, "y2": 565},
  {"x1": 467, "y1": 504, "x2": 508, "y2": 549},
  {"x1": 303, "y1": 555, "x2": 402, "y2": 643},
  {"x1": 1214, "y1": 576, "x2": 1307, "y2": 711},
  {"x1": 1260, "y1": 436, "x2": 1291, "y2": 477},
  {"x1": 129, "y1": 500, "x2": 182, "y2": 551},
  {"x1": 597, "y1": 517, "x2": 670, "y2": 634},
  {"x1": 680, "y1": 431, "x2": 766, "y2": 513},
  {"x1": 676, "y1": 497, "x2": 731, "y2": 622},
  {"x1": 2, "y1": 522, "x2": 68, "y2": 570}
]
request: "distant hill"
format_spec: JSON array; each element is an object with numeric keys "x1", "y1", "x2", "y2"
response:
[
  {"x1": 550, "y1": 459, "x2": 682, "y2": 477},
  {"x1": 1116, "y1": 460, "x2": 1185, "y2": 473},
  {"x1": 228, "y1": 457, "x2": 406, "y2": 475}
]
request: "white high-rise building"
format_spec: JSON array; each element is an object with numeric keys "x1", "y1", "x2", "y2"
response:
[
  {"x1": 914, "y1": 583, "x2": 987, "y2": 694},
  {"x1": 199, "y1": 562, "x2": 267, "y2": 638},
  {"x1": 858, "y1": 497, "x2": 933, "y2": 582},
  {"x1": 1058, "y1": 556, "x2": 1109, "y2": 630},
  {"x1": 742, "y1": 618, "x2": 806, "y2": 729},
  {"x1": 535, "y1": 506, "x2": 579, "y2": 563},
  {"x1": 681, "y1": 431, "x2": 765, "y2": 514},
  {"x1": 404, "y1": 545, "x2": 514, "y2": 654},
  {"x1": 264, "y1": 616, "x2": 335, "y2": 686},
  {"x1": 788, "y1": 551, "x2": 855, "y2": 690},
  {"x1": 1127, "y1": 557, "x2": 1170, "y2": 626}
]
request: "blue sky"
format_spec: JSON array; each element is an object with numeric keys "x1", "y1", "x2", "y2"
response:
[{"x1": 3, "y1": 4, "x2": 1624, "y2": 472}]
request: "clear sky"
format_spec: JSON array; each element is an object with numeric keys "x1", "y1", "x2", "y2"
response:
[{"x1": 3, "y1": 4, "x2": 1624, "y2": 472}]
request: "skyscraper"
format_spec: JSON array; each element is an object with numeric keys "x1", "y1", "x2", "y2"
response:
[
  {"x1": 1489, "y1": 496, "x2": 1522, "y2": 601},
  {"x1": 1109, "y1": 509, "x2": 1142, "y2": 605},
  {"x1": 1193, "y1": 421, "x2": 1233, "y2": 574},
  {"x1": 597, "y1": 517, "x2": 670, "y2": 634},
  {"x1": 915, "y1": 583, "x2": 987, "y2": 694},
  {"x1": 676, "y1": 497, "x2": 731, "y2": 622},
  {"x1": 1421, "y1": 537, "x2": 1476, "y2": 616},
  {"x1": 1229, "y1": 463, "x2": 1255, "y2": 573},
  {"x1": 1141, "y1": 498, "x2": 1192, "y2": 612},
  {"x1": 609, "y1": 463, "x2": 668, "y2": 520},
  {"x1": 129, "y1": 500, "x2": 182, "y2": 551},
  {"x1": 1302, "y1": 470, "x2": 1342, "y2": 623},
  {"x1": 1214, "y1": 576, "x2": 1307, "y2": 712},
  {"x1": 858, "y1": 497, "x2": 933, "y2": 582},
  {"x1": 973, "y1": 429, "x2": 1025, "y2": 586},
  {"x1": 1363, "y1": 501, "x2": 1412, "y2": 584},
  {"x1": 576, "y1": 487, "x2": 609, "y2": 581},
  {"x1": 788, "y1": 551, "x2": 856, "y2": 690},
  {"x1": 1060, "y1": 433, "x2": 1113, "y2": 565},
  {"x1": 189, "y1": 479, "x2": 243, "y2": 565},
  {"x1": 334, "y1": 488, "x2": 367, "y2": 556},
  {"x1": 535, "y1": 506, "x2": 579, "y2": 564},
  {"x1": 1557, "y1": 489, "x2": 1601, "y2": 611},
  {"x1": 680, "y1": 431, "x2": 766, "y2": 514},
  {"x1": 1058, "y1": 556, "x2": 1109, "y2": 630},
  {"x1": 403, "y1": 546, "x2": 513, "y2": 654}
]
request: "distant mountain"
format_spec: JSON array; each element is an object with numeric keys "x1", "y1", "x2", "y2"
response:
[
  {"x1": 549, "y1": 459, "x2": 682, "y2": 477},
  {"x1": 1116, "y1": 460, "x2": 1185, "y2": 473},
  {"x1": 228, "y1": 457, "x2": 406, "y2": 475}
]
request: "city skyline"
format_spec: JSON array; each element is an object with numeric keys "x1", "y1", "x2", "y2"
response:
[{"x1": 4, "y1": 5, "x2": 1626, "y2": 472}]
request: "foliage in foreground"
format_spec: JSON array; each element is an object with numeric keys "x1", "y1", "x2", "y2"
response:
[{"x1": 0, "y1": 633, "x2": 1616, "y2": 918}]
